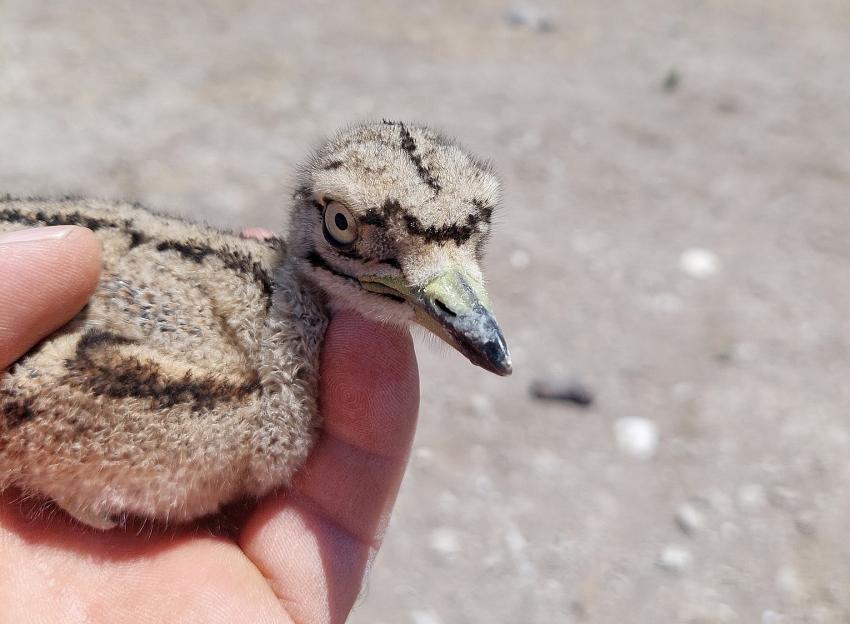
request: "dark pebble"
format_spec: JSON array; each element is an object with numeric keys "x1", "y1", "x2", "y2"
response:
[{"x1": 530, "y1": 379, "x2": 595, "y2": 407}]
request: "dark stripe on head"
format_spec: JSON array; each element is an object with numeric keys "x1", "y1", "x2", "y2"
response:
[
  {"x1": 471, "y1": 199, "x2": 495, "y2": 224},
  {"x1": 306, "y1": 251, "x2": 406, "y2": 304},
  {"x1": 336, "y1": 248, "x2": 364, "y2": 261},
  {"x1": 397, "y1": 123, "x2": 442, "y2": 195},
  {"x1": 361, "y1": 211, "x2": 387, "y2": 228},
  {"x1": 293, "y1": 185, "x2": 312, "y2": 200},
  {"x1": 364, "y1": 198, "x2": 491, "y2": 246},
  {"x1": 294, "y1": 186, "x2": 326, "y2": 214},
  {"x1": 306, "y1": 250, "x2": 358, "y2": 283}
]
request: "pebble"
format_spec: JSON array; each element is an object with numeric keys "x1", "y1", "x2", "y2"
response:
[
  {"x1": 530, "y1": 378, "x2": 595, "y2": 407},
  {"x1": 411, "y1": 610, "x2": 443, "y2": 624},
  {"x1": 761, "y1": 610, "x2": 784, "y2": 624},
  {"x1": 503, "y1": 525, "x2": 527, "y2": 557},
  {"x1": 657, "y1": 545, "x2": 692, "y2": 573},
  {"x1": 794, "y1": 509, "x2": 817, "y2": 536},
  {"x1": 737, "y1": 483, "x2": 767, "y2": 513},
  {"x1": 675, "y1": 503, "x2": 704, "y2": 535},
  {"x1": 775, "y1": 565, "x2": 804, "y2": 599},
  {"x1": 429, "y1": 527, "x2": 461, "y2": 557},
  {"x1": 472, "y1": 474, "x2": 495, "y2": 497},
  {"x1": 509, "y1": 248, "x2": 531, "y2": 269},
  {"x1": 468, "y1": 393, "x2": 493, "y2": 415},
  {"x1": 504, "y1": 4, "x2": 555, "y2": 31},
  {"x1": 413, "y1": 446, "x2": 434, "y2": 468},
  {"x1": 614, "y1": 417, "x2": 659, "y2": 459},
  {"x1": 662, "y1": 68, "x2": 682, "y2": 92},
  {"x1": 679, "y1": 248, "x2": 720, "y2": 278}
]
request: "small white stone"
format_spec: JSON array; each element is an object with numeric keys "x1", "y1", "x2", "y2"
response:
[
  {"x1": 761, "y1": 610, "x2": 784, "y2": 624},
  {"x1": 675, "y1": 503, "x2": 704, "y2": 535},
  {"x1": 509, "y1": 248, "x2": 531, "y2": 269},
  {"x1": 737, "y1": 483, "x2": 767, "y2": 513},
  {"x1": 679, "y1": 248, "x2": 720, "y2": 278},
  {"x1": 414, "y1": 446, "x2": 433, "y2": 467},
  {"x1": 657, "y1": 545, "x2": 692, "y2": 572},
  {"x1": 469, "y1": 393, "x2": 493, "y2": 415},
  {"x1": 614, "y1": 417, "x2": 659, "y2": 459},
  {"x1": 504, "y1": 4, "x2": 553, "y2": 31},
  {"x1": 775, "y1": 565, "x2": 803, "y2": 599},
  {"x1": 503, "y1": 525, "x2": 527, "y2": 556},
  {"x1": 411, "y1": 609, "x2": 443, "y2": 624},
  {"x1": 429, "y1": 527, "x2": 461, "y2": 557}
]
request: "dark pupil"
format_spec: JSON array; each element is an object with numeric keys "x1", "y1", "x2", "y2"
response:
[{"x1": 334, "y1": 212, "x2": 349, "y2": 231}]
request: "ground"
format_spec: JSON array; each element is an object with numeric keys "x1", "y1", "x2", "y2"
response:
[{"x1": 1, "y1": 1, "x2": 849, "y2": 622}]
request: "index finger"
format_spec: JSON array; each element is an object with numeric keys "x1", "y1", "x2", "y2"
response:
[
  {"x1": 0, "y1": 226, "x2": 102, "y2": 370},
  {"x1": 240, "y1": 311, "x2": 419, "y2": 623}
]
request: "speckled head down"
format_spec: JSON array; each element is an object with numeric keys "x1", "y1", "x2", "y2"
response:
[{"x1": 0, "y1": 121, "x2": 510, "y2": 529}]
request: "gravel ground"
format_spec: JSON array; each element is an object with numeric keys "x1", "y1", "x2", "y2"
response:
[{"x1": 2, "y1": 1, "x2": 849, "y2": 622}]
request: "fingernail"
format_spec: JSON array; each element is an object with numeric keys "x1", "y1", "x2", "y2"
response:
[{"x1": 0, "y1": 226, "x2": 77, "y2": 245}]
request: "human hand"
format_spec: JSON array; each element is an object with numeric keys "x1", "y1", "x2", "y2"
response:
[{"x1": 0, "y1": 226, "x2": 420, "y2": 623}]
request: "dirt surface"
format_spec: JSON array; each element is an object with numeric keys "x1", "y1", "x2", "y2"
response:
[{"x1": 2, "y1": 1, "x2": 849, "y2": 622}]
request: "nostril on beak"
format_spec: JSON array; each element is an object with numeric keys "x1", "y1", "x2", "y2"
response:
[{"x1": 434, "y1": 299, "x2": 457, "y2": 317}]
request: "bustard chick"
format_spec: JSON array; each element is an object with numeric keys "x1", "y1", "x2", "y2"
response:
[{"x1": 0, "y1": 121, "x2": 510, "y2": 530}]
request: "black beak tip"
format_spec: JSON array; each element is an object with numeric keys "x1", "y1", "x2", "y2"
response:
[
  {"x1": 430, "y1": 300, "x2": 513, "y2": 377},
  {"x1": 492, "y1": 359, "x2": 513, "y2": 377},
  {"x1": 477, "y1": 337, "x2": 513, "y2": 377}
]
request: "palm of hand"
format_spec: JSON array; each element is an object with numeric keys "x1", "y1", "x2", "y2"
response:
[{"x1": 0, "y1": 226, "x2": 419, "y2": 624}]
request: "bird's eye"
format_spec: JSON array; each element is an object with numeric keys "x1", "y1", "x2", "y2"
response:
[{"x1": 322, "y1": 201, "x2": 358, "y2": 247}]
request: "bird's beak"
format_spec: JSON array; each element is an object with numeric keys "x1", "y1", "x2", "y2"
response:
[{"x1": 360, "y1": 268, "x2": 512, "y2": 376}]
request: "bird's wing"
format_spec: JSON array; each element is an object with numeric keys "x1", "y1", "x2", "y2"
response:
[{"x1": 0, "y1": 196, "x2": 286, "y2": 420}]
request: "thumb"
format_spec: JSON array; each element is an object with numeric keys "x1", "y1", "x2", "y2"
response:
[{"x1": 0, "y1": 226, "x2": 102, "y2": 370}]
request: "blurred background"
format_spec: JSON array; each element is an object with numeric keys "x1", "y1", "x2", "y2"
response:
[{"x1": 2, "y1": 1, "x2": 849, "y2": 621}]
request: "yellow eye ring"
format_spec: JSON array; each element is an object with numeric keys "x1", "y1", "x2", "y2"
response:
[{"x1": 322, "y1": 201, "x2": 358, "y2": 247}]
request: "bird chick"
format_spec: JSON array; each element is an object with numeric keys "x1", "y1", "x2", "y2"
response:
[{"x1": 0, "y1": 121, "x2": 510, "y2": 529}]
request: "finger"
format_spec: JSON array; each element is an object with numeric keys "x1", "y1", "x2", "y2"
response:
[
  {"x1": 240, "y1": 311, "x2": 419, "y2": 624},
  {"x1": 0, "y1": 226, "x2": 102, "y2": 371}
]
